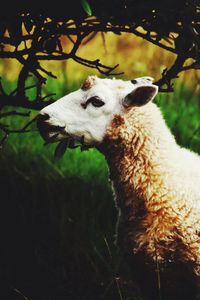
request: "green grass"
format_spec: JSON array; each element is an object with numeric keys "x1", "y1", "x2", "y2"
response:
[
  {"x1": 156, "y1": 83, "x2": 200, "y2": 153},
  {"x1": 2, "y1": 78, "x2": 200, "y2": 177},
  {"x1": 0, "y1": 81, "x2": 200, "y2": 300}
]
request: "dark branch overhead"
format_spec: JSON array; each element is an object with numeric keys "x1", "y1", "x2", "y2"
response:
[{"x1": 0, "y1": 0, "x2": 199, "y2": 143}]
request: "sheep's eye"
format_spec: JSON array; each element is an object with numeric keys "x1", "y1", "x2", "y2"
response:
[
  {"x1": 89, "y1": 97, "x2": 105, "y2": 107},
  {"x1": 81, "y1": 97, "x2": 105, "y2": 109}
]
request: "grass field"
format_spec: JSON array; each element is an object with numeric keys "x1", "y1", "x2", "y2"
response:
[
  {"x1": 0, "y1": 32, "x2": 200, "y2": 299},
  {"x1": 0, "y1": 79, "x2": 199, "y2": 300}
]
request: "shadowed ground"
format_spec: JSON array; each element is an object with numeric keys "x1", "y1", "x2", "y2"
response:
[{"x1": 0, "y1": 84, "x2": 199, "y2": 299}]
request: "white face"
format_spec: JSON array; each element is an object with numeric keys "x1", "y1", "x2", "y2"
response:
[{"x1": 37, "y1": 76, "x2": 158, "y2": 146}]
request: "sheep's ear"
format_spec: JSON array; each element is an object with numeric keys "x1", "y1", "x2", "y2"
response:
[{"x1": 123, "y1": 84, "x2": 158, "y2": 108}]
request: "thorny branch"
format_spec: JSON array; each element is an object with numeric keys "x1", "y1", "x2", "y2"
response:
[
  {"x1": 0, "y1": 1, "x2": 199, "y2": 144},
  {"x1": 0, "y1": 112, "x2": 37, "y2": 147}
]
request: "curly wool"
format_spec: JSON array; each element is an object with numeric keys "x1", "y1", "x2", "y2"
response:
[{"x1": 99, "y1": 102, "x2": 200, "y2": 276}]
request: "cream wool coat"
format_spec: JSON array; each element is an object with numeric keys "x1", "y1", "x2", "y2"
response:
[
  {"x1": 100, "y1": 102, "x2": 200, "y2": 276},
  {"x1": 38, "y1": 75, "x2": 200, "y2": 282}
]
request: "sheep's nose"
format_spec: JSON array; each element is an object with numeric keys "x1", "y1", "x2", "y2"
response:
[
  {"x1": 37, "y1": 113, "x2": 50, "y2": 130},
  {"x1": 37, "y1": 112, "x2": 65, "y2": 142},
  {"x1": 37, "y1": 113, "x2": 51, "y2": 138},
  {"x1": 37, "y1": 113, "x2": 50, "y2": 123}
]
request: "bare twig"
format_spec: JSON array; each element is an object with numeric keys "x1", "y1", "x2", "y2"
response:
[
  {"x1": 0, "y1": 4, "x2": 199, "y2": 147},
  {"x1": 155, "y1": 55, "x2": 187, "y2": 92},
  {"x1": 0, "y1": 111, "x2": 30, "y2": 118},
  {"x1": 13, "y1": 288, "x2": 31, "y2": 300},
  {"x1": 40, "y1": 93, "x2": 57, "y2": 101},
  {"x1": 0, "y1": 114, "x2": 37, "y2": 147},
  {"x1": 10, "y1": 84, "x2": 37, "y2": 96},
  {"x1": 0, "y1": 94, "x2": 54, "y2": 109}
]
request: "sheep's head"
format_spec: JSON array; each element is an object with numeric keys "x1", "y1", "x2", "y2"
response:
[{"x1": 37, "y1": 76, "x2": 158, "y2": 157}]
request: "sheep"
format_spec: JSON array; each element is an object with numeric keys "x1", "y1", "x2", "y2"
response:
[{"x1": 37, "y1": 76, "x2": 200, "y2": 299}]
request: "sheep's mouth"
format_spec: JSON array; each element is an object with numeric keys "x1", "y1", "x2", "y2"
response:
[
  {"x1": 43, "y1": 133, "x2": 90, "y2": 160},
  {"x1": 53, "y1": 135, "x2": 91, "y2": 160},
  {"x1": 37, "y1": 115, "x2": 90, "y2": 159},
  {"x1": 37, "y1": 114, "x2": 66, "y2": 143}
]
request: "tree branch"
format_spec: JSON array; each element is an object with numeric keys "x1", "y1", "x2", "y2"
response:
[{"x1": 0, "y1": 2, "x2": 199, "y2": 146}]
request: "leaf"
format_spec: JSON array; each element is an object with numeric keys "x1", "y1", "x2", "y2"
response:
[
  {"x1": 54, "y1": 139, "x2": 69, "y2": 160},
  {"x1": 43, "y1": 38, "x2": 58, "y2": 53},
  {"x1": 0, "y1": 23, "x2": 6, "y2": 38},
  {"x1": 24, "y1": 18, "x2": 34, "y2": 33},
  {"x1": 80, "y1": 0, "x2": 92, "y2": 17},
  {"x1": 7, "y1": 19, "x2": 22, "y2": 46}
]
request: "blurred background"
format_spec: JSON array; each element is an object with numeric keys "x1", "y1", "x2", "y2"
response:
[{"x1": 0, "y1": 32, "x2": 200, "y2": 299}]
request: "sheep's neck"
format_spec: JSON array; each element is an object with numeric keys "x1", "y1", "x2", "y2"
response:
[
  {"x1": 99, "y1": 111, "x2": 183, "y2": 261},
  {"x1": 99, "y1": 111, "x2": 175, "y2": 213}
]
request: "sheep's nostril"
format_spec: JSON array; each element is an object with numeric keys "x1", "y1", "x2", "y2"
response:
[{"x1": 37, "y1": 113, "x2": 50, "y2": 133}]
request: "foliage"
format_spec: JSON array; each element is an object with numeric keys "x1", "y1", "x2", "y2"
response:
[{"x1": 0, "y1": 0, "x2": 199, "y2": 144}]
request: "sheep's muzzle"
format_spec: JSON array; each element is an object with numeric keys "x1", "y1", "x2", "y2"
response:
[
  {"x1": 37, "y1": 113, "x2": 65, "y2": 143},
  {"x1": 37, "y1": 113, "x2": 90, "y2": 159}
]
